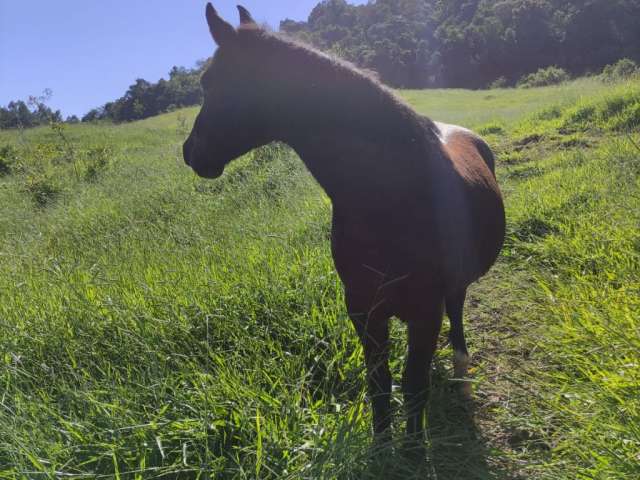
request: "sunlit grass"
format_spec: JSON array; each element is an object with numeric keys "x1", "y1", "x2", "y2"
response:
[
  {"x1": 0, "y1": 77, "x2": 638, "y2": 478},
  {"x1": 401, "y1": 77, "x2": 608, "y2": 127}
]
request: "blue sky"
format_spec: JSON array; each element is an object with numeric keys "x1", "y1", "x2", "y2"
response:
[{"x1": 0, "y1": 1, "x2": 365, "y2": 118}]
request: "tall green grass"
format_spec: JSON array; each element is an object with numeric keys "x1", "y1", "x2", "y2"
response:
[{"x1": 0, "y1": 77, "x2": 638, "y2": 478}]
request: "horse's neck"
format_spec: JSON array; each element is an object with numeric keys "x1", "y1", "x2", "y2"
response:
[
  {"x1": 287, "y1": 132, "x2": 380, "y2": 202},
  {"x1": 275, "y1": 80, "x2": 429, "y2": 203}
]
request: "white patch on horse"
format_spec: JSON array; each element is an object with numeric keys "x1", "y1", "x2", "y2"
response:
[
  {"x1": 434, "y1": 121, "x2": 473, "y2": 145},
  {"x1": 454, "y1": 350, "x2": 472, "y2": 398}
]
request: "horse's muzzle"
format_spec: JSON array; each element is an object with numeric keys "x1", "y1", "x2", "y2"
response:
[{"x1": 182, "y1": 136, "x2": 224, "y2": 179}]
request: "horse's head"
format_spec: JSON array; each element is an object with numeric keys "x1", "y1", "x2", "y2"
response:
[{"x1": 183, "y1": 4, "x2": 272, "y2": 178}]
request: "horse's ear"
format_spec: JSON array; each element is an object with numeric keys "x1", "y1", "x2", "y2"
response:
[
  {"x1": 206, "y1": 3, "x2": 236, "y2": 47},
  {"x1": 237, "y1": 5, "x2": 256, "y2": 25}
]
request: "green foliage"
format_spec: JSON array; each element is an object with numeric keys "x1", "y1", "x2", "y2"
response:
[
  {"x1": 517, "y1": 66, "x2": 570, "y2": 88},
  {"x1": 488, "y1": 76, "x2": 508, "y2": 89},
  {"x1": 601, "y1": 58, "x2": 640, "y2": 83},
  {"x1": 0, "y1": 78, "x2": 638, "y2": 478},
  {"x1": 0, "y1": 91, "x2": 63, "y2": 130},
  {"x1": 0, "y1": 121, "x2": 118, "y2": 207},
  {"x1": 496, "y1": 133, "x2": 640, "y2": 478},
  {"x1": 0, "y1": 144, "x2": 18, "y2": 175},
  {"x1": 0, "y1": 90, "x2": 84, "y2": 131},
  {"x1": 535, "y1": 105, "x2": 563, "y2": 121},
  {"x1": 282, "y1": 0, "x2": 440, "y2": 87},
  {"x1": 558, "y1": 86, "x2": 640, "y2": 132},
  {"x1": 82, "y1": 64, "x2": 205, "y2": 124},
  {"x1": 477, "y1": 121, "x2": 505, "y2": 135},
  {"x1": 401, "y1": 77, "x2": 607, "y2": 127},
  {"x1": 83, "y1": 145, "x2": 113, "y2": 182},
  {"x1": 23, "y1": 172, "x2": 62, "y2": 207},
  {"x1": 282, "y1": 0, "x2": 640, "y2": 88}
]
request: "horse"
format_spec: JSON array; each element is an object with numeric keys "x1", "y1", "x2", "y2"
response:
[{"x1": 183, "y1": 3, "x2": 505, "y2": 444}]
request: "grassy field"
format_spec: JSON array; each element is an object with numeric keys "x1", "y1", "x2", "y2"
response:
[{"x1": 0, "y1": 77, "x2": 638, "y2": 479}]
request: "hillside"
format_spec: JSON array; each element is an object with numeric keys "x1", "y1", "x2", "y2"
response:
[
  {"x1": 282, "y1": 0, "x2": 640, "y2": 88},
  {"x1": 0, "y1": 77, "x2": 639, "y2": 478},
  {"x1": 4, "y1": 0, "x2": 639, "y2": 127}
]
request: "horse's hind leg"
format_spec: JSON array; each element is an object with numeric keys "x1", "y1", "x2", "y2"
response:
[
  {"x1": 401, "y1": 294, "x2": 444, "y2": 441},
  {"x1": 346, "y1": 290, "x2": 392, "y2": 442},
  {"x1": 446, "y1": 288, "x2": 471, "y2": 397}
]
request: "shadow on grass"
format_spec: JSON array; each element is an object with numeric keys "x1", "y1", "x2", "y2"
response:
[
  {"x1": 426, "y1": 362, "x2": 509, "y2": 480},
  {"x1": 351, "y1": 362, "x2": 518, "y2": 480}
]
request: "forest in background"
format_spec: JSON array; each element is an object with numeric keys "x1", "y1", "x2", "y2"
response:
[
  {"x1": 282, "y1": 0, "x2": 640, "y2": 88},
  {"x1": 2, "y1": 0, "x2": 639, "y2": 127}
]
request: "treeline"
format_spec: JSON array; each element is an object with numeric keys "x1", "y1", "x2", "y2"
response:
[
  {"x1": 81, "y1": 64, "x2": 205, "y2": 123},
  {"x1": 0, "y1": 61, "x2": 206, "y2": 129},
  {"x1": 0, "y1": 90, "x2": 73, "y2": 129},
  {"x1": 0, "y1": 64, "x2": 204, "y2": 128},
  {"x1": 281, "y1": 0, "x2": 640, "y2": 88}
]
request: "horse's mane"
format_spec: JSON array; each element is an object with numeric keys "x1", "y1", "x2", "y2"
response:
[{"x1": 235, "y1": 25, "x2": 437, "y2": 142}]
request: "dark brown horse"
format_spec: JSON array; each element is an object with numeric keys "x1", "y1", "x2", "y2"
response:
[{"x1": 183, "y1": 3, "x2": 505, "y2": 443}]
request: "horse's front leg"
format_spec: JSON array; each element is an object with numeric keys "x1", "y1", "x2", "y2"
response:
[
  {"x1": 346, "y1": 289, "x2": 392, "y2": 442},
  {"x1": 401, "y1": 293, "x2": 444, "y2": 441}
]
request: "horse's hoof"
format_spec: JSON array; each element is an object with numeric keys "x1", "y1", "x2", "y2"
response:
[
  {"x1": 453, "y1": 351, "x2": 471, "y2": 379},
  {"x1": 453, "y1": 351, "x2": 473, "y2": 399}
]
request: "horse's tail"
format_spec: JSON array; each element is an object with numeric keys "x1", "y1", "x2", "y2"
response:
[
  {"x1": 471, "y1": 135, "x2": 496, "y2": 178},
  {"x1": 430, "y1": 119, "x2": 497, "y2": 178}
]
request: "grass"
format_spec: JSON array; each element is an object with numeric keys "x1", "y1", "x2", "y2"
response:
[
  {"x1": 0, "y1": 77, "x2": 638, "y2": 478},
  {"x1": 400, "y1": 76, "x2": 607, "y2": 126}
]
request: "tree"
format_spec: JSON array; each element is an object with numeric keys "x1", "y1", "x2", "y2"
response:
[
  {"x1": 281, "y1": 0, "x2": 640, "y2": 88},
  {"x1": 0, "y1": 90, "x2": 63, "y2": 130},
  {"x1": 81, "y1": 63, "x2": 206, "y2": 123}
]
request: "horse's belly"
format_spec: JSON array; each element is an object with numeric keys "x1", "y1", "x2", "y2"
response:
[
  {"x1": 331, "y1": 191, "x2": 504, "y2": 302},
  {"x1": 435, "y1": 191, "x2": 505, "y2": 291}
]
